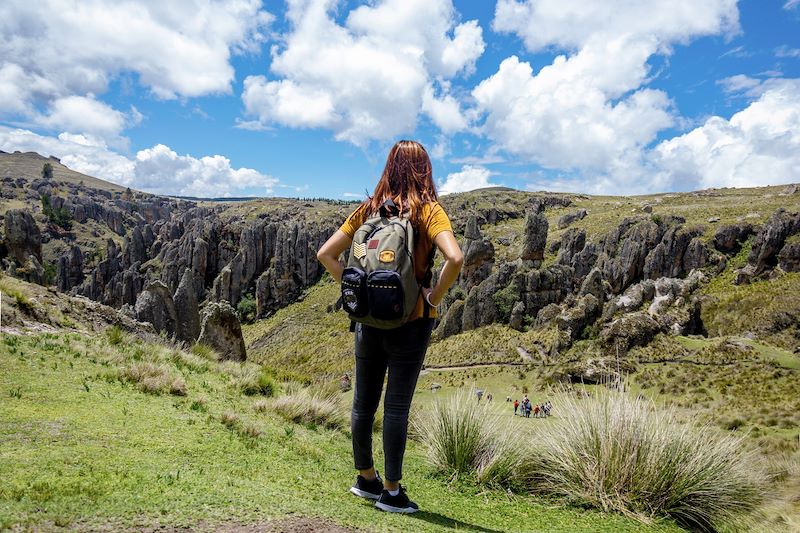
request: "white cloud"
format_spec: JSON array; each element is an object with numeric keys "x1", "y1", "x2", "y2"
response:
[
  {"x1": 651, "y1": 80, "x2": 800, "y2": 190},
  {"x1": 717, "y1": 74, "x2": 763, "y2": 96},
  {"x1": 776, "y1": 46, "x2": 800, "y2": 58},
  {"x1": 241, "y1": 0, "x2": 484, "y2": 145},
  {"x1": 785, "y1": 0, "x2": 800, "y2": 10},
  {"x1": 470, "y1": 0, "x2": 740, "y2": 193},
  {"x1": 438, "y1": 165, "x2": 500, "y2": 195},
  {"x1": 0, "y1": 127, "x2": 278, "y2": 198},
  {"x1": 493, "y1": 0, "x2": 738, "y2": 52},
  {"x1": 422, "y1": 85, "x2": 468, "y2": 134},
  {"x1": 0, "y1": 0, "x2": 272, "y2": 139}
]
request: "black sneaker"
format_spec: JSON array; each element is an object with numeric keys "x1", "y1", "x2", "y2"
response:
[
  {"x1": 375, "y1": 485, "x2": 419, "y2": 513},
  {"x1": 349, "y1": 472, "x2": 383, "y2": 500}
]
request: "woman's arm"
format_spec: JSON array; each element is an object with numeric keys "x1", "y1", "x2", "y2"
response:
[
  {"x1": 316, "y1": 229, "x2": 352, "y2": 283},
  {"x1": 424, "y1": 230, "x2": 463, "y2": 306}
]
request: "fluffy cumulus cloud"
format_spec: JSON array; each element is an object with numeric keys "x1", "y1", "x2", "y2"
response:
[
  {"x1": 241, "y1": 0, "x2": 483, "y2": 145},
  {"x1": 651, "y1": 80, "x2": 800, "y2": 190},
  {"x1": 473, "y1": 0, "x2": 740, "y2": 191},
  {"x1": 0, "y1": 0, "x2": 272, "y2": 140},
  {"x1": 0, "y1": 127, "x2": 278, "y2": 198},
  {"x1": 438, "y1": 165, "x2": 499, "y2": 194}
]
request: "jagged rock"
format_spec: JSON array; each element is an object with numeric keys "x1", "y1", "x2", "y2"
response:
[
  {"x1": 461, "y1": 216, "x2": 495, "y2": 290},
  {"x1": 437, "y1": 299, "x2": 465, "y2": 339},
  {"x1": 123, "y1": 226, "x2": 147, "y2": 268},
  {"x1": 509, "y1": 301, "x2": 526, "y2": 331},
  {"x1": 737, "y1": 208, "x2": 800, "y2": 283},
  {"x1": 174, "y1": 268, "x2": 200, "y2": 343},
  {"x1": 4, "y1": 209, "x2": 42, "y2": 264},
  {"x1": 18, "y1": 255, "x2": 45, "y2": 284},
  {"x1": 57, "y1": 246, "x2": 84, "y2": 292},
  {"x1": 778, "y1": 240, "x2": 800, "y2": 272},
  {"x1": 713, "y1": 223, "x2": 754, "y2": 254},
  {"x1": 516, "y1": 264, "x2": 574, "y2": 318},
  {"x1": 134, "y1": 280, "x2": 178, "y2": 337},
  {"x1": 255, "y1": 270, "x2": 271, "y2": 318},
  {"x1": 557, "y1": 209, "x2": 588, "y2": 229},
  {"x1": 683, "y1": 238, "x2": 709, "y2": 272},
  {"x1": 578, "y1": 267, "x2": 604, "y2": 302},
  {"x1": 643, "y1": 226, "x2": 702, "y2": 280},
  {"x1": 642, "y1": 204, "x2": 653, "y2": 213},
  {"x1": 557, "y1": 228, "x2": 586, "y2": 266},
  {"x1": 556, "y1": 293, "x2": 600, "y2": 341},
  {"x1": 462, "y1": 277, "x2": 499, "y2": 331},
  {"x1": 598, "y1": 218, "x2": 666, "y2": 293},
  {"x1": 521, "y1": 210, "x2": 548, "y2": 263},
  {"x1": 104, "y1": 207, "x2": 126, "y2": 236},
  {"x1": 534, "y1": 303, "x2": 562, "y2": 327},
  {"x1": 601, "y1": 311, "x2": 661, "y2": 353},
  {"x1": 602, "y1": 279, "x2": 655, "y2": 319},
  {"x1": 198, "y1": 301, "x2": 246, "y2": 361}
]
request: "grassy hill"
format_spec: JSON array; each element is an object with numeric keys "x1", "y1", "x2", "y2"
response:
[
  {"x1": 0, "y1": 151, "x2": 128, "y2": 193},
  {"x1": 1, "y1": 325, "x2": 684, "y2": 532}
]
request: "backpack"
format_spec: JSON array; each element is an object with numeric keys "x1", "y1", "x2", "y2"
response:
[{"x1": 341, "y1": 198, "x2": 432, "y2": 329}]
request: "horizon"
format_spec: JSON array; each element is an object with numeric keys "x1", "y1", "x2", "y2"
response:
[{"x1": 0, "y1": 1, "x2": 799, "y2": 199}]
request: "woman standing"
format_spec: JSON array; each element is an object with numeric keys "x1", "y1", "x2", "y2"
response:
[{"x1": 317, "y1": 140, "x2": 463, "y2": 513}]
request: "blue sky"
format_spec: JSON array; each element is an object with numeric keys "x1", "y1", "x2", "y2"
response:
[{"x1": 1, "y1": 0, "x2": 799, "y2": 199}]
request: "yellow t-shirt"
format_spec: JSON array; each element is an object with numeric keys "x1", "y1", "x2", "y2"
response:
[{"x1": 339, "y1": 201, "x2": 453, "y2": 320}]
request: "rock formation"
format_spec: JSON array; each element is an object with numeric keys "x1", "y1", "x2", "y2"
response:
[
  {"x1": 134, "y1": 280, "x2": 178, "y2": 337},
  {"x1": 174, "y1": 268, "x2": 200, "y2": 343},
  {"x1": 198, "y1": 301, "x2": 247, "y2": 361}
]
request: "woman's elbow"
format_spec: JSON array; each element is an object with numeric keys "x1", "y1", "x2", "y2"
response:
[{"x1": 450, "y1": 251, "x2": 464, "y2": 269}]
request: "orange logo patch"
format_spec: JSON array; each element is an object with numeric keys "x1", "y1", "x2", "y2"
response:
[{"x1": 379, "y1": 250, "x2": 395, "y2": 263}]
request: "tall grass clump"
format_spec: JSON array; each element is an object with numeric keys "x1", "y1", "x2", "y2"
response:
[
  {"x1": 272, "y1": 387, "x2": 347, "y2": 430},
  {"x1": 120, "y1": 362, "x2": 186, "y2": 396},
  {"x1": 105, "y1": 325, "x2": 124, "y2": 346},
  {"x1": 521, "y1": 388, "x2": 768, "y2": 531},
  {"x1": 413, "y1": 390, "x2": 521, "y2": 486}
]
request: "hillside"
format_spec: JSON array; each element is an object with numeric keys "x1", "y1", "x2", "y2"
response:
[{"x1": 2, "y1": 156, "x2": 800, "y2": 530}]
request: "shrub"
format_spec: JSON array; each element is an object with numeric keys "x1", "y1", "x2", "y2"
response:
[
  {"x1": 236, "y1": 292, "x2": 257, "y2": 323},
  {"x1": 519, "y1": 388, "x2": 768, "y2": 530},
  {"x1": 272, "y1": 388, "x2": 347, "y2": 430},
  {"x1": 413, "y1": 390, "x2": 521, "y2": 486}
]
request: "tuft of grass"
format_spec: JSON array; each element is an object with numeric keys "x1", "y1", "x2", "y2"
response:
[
  {"x1": 6, "y1": 288, "x2": 35, "y2": 315},
  {"x1": 105, "y1": 325, "x2": 124, "y2": 346},
  {"x1": 520, "y1": 388, "x2": 769, "y2": 531},
  {"x1": 222, "y1": 362, "x2": 279, "y2": 396},
  {"x1": 190, "y1": 343, "x2": 218, "y2": 361},
  {"x1": 272, "y1": 388, "x2": 348, "y2": 430},
  {"x1": 220, "y1": 411, "x2": 240, "y2": 429},
  {"x1": 413, "y1": 390, "x2": 522, "y2": 487},
  {"x1": 120, "y1": 362, "x2": 187, "y2": 396}
]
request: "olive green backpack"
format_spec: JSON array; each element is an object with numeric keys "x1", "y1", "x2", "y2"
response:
[{"x1": 341, "y1": 199, "x2": 431, "y2": 329}]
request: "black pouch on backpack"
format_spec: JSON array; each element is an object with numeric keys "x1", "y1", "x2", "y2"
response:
[
  {"x1": 341, "y1": 267, "x2": 368, "y2": 317},
  {"x1": 366, "y1": 270, "x2": 405, "y2": 320}
]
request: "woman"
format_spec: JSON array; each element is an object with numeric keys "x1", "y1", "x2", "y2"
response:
[{"x1": 317, "y1": 140, "x2": 463, "y2": 514}]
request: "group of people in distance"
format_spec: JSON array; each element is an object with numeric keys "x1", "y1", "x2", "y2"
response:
[{"x1": 511, "y1": 395, "x2": 552, "y2": 418}]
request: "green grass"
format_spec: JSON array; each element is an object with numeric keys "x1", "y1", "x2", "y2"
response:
[{"x1": 0, "y1": 332, "x2": 683, "y2": 532}]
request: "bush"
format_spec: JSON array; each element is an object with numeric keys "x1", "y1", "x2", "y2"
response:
[
  {"x1": 492, "y1": 284, "x2": 518, "y2": 322},
  {"x1": 413, "y1": 390, "x2": 521, "y2": 486},
  {"x1": 236, "y1": 292, "x2": 257, "y2": 323},
  {"x1": 272, "y1": 388, "x2": 347, "y2": 430},
  {"x1": 519, "y1": 388, "x2": 768, "y2": 530},
  {"x1": 40, "y1": 194, "x2": 72, "y2": 230}
]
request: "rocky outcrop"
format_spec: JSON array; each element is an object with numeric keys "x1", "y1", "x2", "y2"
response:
[
  {"x1": 134, "y1": 280, "x2": 178, "y2": 337},
  {"x1": 713, "y1": 223, "x2": 754, "y2": 254},
  {"x1": 174, "y1": 268, "x2": 200, "y2": 343},
  {"x1": 461, "y1": 216, "x2": 494, "y2": 291},
  {"x1": 736, "y1": 209, "x2": 800, "y2": 283},
  {"x1": 521, "y1": 210, "x2": 548, "y2": 263},
  {"x1": 197, "y1": 301, "x2": 246, "y2": 361},
  {"x1": 557, "y1": 209, "x2": 587, "y2": 229},
  {"x1": 4, "y1": 209, "x2": 42, "y2": 264},
  {"x1": 601, "y1": 311, "x2": 661, "y2": 353},
  {"x1": 778, "y1": 240, "x2": 800, "y2": 272},
  {"x1": 57, "y1": 246, "x2": 84, "y2": 292}
]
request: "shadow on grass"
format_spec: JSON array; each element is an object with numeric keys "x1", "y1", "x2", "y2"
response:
[{"x1": 408, "y1": 510, "x2": 506, "y2": 533}]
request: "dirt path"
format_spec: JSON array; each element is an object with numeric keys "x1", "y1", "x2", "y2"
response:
[{"x1": 421, "y1": 361, "x2": 523, "y2": 373}]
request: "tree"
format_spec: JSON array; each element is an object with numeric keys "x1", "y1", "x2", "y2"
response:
[{"x1": 41, "y1": 162, "x2": 53, "y2": 180}]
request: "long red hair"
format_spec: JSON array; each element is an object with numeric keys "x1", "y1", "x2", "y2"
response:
[{"x1": 359, "y1": 140, "x2": 438, "y2": 229}]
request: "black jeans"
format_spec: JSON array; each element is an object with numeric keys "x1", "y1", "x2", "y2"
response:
[{"x1": 351, "y1": 318, "x2": 435, "y2": 482}]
